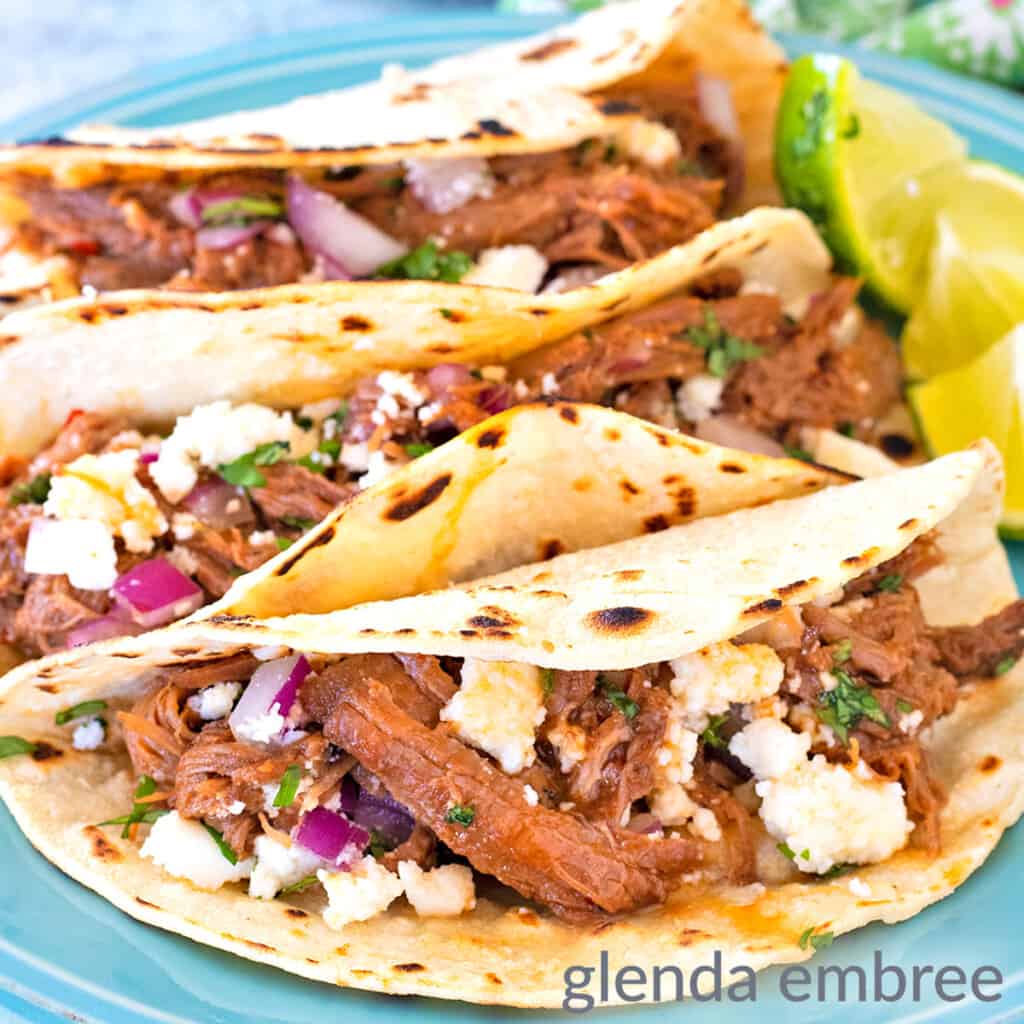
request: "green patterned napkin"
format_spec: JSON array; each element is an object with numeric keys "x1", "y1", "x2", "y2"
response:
[{"x1": 497, "y1": 0, "x2": 1024, "y2": 88}]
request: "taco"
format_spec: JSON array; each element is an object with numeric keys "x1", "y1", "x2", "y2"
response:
[
  {"x1": 0, "y1": 210, "x2": 907, "y2": 663},
  {"x1": 0, "y1": 432, "x2": 1019, "y2": 1008},
  {"x1": 0, "y1": 0, "x2": 783, "y2": 309}
]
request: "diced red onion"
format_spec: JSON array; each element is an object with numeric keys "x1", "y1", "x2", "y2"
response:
[
  {"x1": 479, "y1": 384, "x2": 512, "y2": 414},
  {"x1": 228, "y1": 654, "x2": 310, "y2": 741},
  {"x1": 169, "y1": 189, "x2": 202, "y2": 229},
  {"x1": 694, "y1": 415, "x2": 787, "y2": 457},
  {"x1": 195, "y1": 221, "x2": 270, "y2": 250},
  {"x1": 608, "y1": 355, "x2": 651, "y2": 375},
  {"x1": 67, "y1": 611, "x2": 144, "y2": 649},
  {"x1": 695, "y1": 72, "x2": 746, "y2": 202},
  {"x1": 627, "y1": 813, "x2": 663, "y2": 835},
  {"x1": 182, "y1": 477, "x2": 255, "y2": 529},
  {"x1": 111, "y1": 559, "x2": 203, "y2": 629},
  {"x1": 405, "y1": 156, "x2": 493, "y2": 214},
  {"x1": 294, "y1": 807, "x2": 369, "y2": 866},
  {"x1": 286, "y1": 174, "x2": 407, "y2": 278},
  {"x1": 139, "y1": 451, "x2": 159, "y2": 465},
  {"x1": 350, "y1": 792, "x2": 415, "y2": 846},
  {"x1": 426, "y1": 362, "x2": 474, "y2": 394}
]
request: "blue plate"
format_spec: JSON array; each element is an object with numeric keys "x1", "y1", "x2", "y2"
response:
[{"x1": 2, "y1": 14, "x2": 1024, "y2": 1024}]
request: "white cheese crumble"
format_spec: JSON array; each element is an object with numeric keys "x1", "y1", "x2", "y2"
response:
[
  {"x1": 249, "y1": 530, "x2": 277, "y2": 547},
  {"x1": 171, "y1": 512, "x2": 199, "y2": 541},
  {"x1": 729, "y1": 717, "x2": 811, "y2": 780},
  {"x1": 71, "y1": 718, "x2": 105, "y2": 751},
  {"x1": 676, "y1": 373, "x2": 724, "y2": 424},
  {"x1": 848, "y1": 876, "x2": 872, "y2": 898},
  {"x1": 546, "y1": 719, "x2": 588, "y2": 773},
  {"x1": 899, "y1": 708, "x2": 924, "y2": 735},
  {"x1": 669, "y1": 642, "x2": 785, "y2": 730},
  {"x1": 23, "y1": 517, "x2": 118, "y2": 590},
  {"x1": 248, "y1": 834, "x2": 324, "y2": 900},
  {"x1": 462, "y1": 245, "x2": 548, "y2": 293},
  {"x1": 397, "y1": 861, "x2": 477, "y2": 918},
  {"x1": 358, "y1": 449, "x2": 407, "y2": 490},
  {"x1": 523, "y1": 784, "x2": 539, "y2": 807},
  {"x1": 319, "y1": 856, "x2": 405, "y2": 930},
  {"x1": 233, "y1": 708, "x2": 286, "y2": 745},
  {"x1": 44, "y1": 449, "x2": 167, "y2": 553},
  {"x1": 440, "y1": 659, "x2": 545, "y2": 774},
  {"x1": 339, "y1": 441, "x2": 371, "y2": 474},
  {"x1": 742, "y1": 731, "x2": 913, "y2": 874},
  {"x1": 541, "y1": 372, "x2": 560, "y2": 396},
  {"x1": 140, "y1": 811, "x2": 253, "y2": 890},
  {"x1": 376, "y1": 370, "x2": 427, "y2": 409},
  {"x1": 648, "y1": 698, "x2": 700, "y2": 828},
  {"x1": 151, "y1": 401, "x2": 313, "y2": 502},
  {"x1": 404, "y1": 156, "x2": 494, "y2": 214},
  {"x1": 187, "y1": 682, "x2": 242, "y2": 721},
  {"x1": 613, "y1": 120, "x2": 683, "y2": 167}
]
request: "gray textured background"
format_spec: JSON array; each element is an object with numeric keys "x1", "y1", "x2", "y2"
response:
[{"x1": 1, "y1": 0, "x2": 488, "y2": 128}]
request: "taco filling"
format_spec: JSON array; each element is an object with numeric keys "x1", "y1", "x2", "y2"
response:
[
  {"x1": 1, "y1": 82, "x2": 736, "y2": 296},
  {"x1": 62, "y1": 536, "x2": 1020, "y2": 926},
  {"x1": 0, "y1": 264, "x2": 903, "y2": 658}
]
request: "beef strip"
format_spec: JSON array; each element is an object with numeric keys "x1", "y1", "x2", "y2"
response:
[
  {"x1": 10, "y1": 575, "x2": 109, "y2": 654},
  {"x1": 307, "y1": 656, "x2": 699, "y2": 920},
  {"x1": 248, "y1": 463, "x2": 355, "y2": 525},
  {"x1": 380, "y1": 824, "x2": 437, "y2": 873},
  {"x1": 179, "y1": 526, "x2": 279, "y2": 598}
]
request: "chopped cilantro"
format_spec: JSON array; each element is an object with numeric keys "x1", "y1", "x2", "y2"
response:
[
  {"x1": 55, "y1": 699, "x2": 107, "y2": 726},
  {"x1": 218, "y1": 440, "x2": 290, "y2": 488},
  {"x1": 676, "y1": 158, "x2": 707, "y2": 177},
  {"x1": 784, "y1": 445, "x2": 813, "y2": 462},
  {"x1": 9, "y1": 473, "x2": 51, "y2": 507},
  {"x1": 573, "y1": 138, "x2": 596, "y2": 165},
  {"x1": 200, "y1": 195, "x2": 284, "y2": 224},
  {"x1": 819, "y1": 862, "x2": 854, "y2": 880},
  {"x1": 280, "y1": 874, "x2": 320, "y2": 895},
  {"x1": 275, "y1": 537, "x2": 293, "y2": 552},
  {"x1": 876, "y1": 574, "x2": 903, "y2": 593},
  {"x1": 202, "y1": 821, "x2": 238, "y2": 865},
  {"x1": 603, "y1": 142, "x2": 619, "y2": 163},
  {"x1": 374, "y1": 240, "x2": 473, "y2": 283},
  {"x1": 798, "y1": 927, "x2": 835, "y2": 952},
  {"x1": 325, "y1": 402, "x2": 349, "y2": 428},
  {"x1": 895, "y1": 698, "x2": 914, "y2": 714},
  {"x1": 368, "y1": 829, "x2": 397, "y2": 859},
  {"x1": 404, "y1": 441, "x2": 435, "y2": 459},
  {"x1": 317, "y1": 438, "x2": 342, "y2": 460},
  {"x1": 700, "y1": 713, "x2": 729, "y2": 750},
  {"x1": 838, "y1": 421, "x2": 856, "y2": 438},
  {"x1": 791, "y1": 89, "x2": 830, "y2": 160},
  {"x1": 0, "y1": 736, "x2": 36, "y2": 759},
  {"x1": 280, "y1": 516, "x2": 316, "y2": 531},
  {"x1": 685, "y1": 307, "x2": 763, "y2": 378},
  {"x1": 383, "y1": 175, "x2": 406, "y2": 193},
  {"x1": 777, "y1": 842, "x2": 796, "y2": 861},
  {"x1": 817, "y1": 669, "x2": 890, "y2": 744},
  {"x1": 832, "y1": 639, "x2": 852, "y2": 665},
  {"x1": 800, "y1": 849, "x2": 811, "y2": 861},
  {"x1": 541, "y1": 668, "x2": 555, "y2": 696},
  {"x1": 99, "y1": 775, "x2": 168, "y2": 838},
  {"x1": 273, "y1": 765, "x2": 302, "y2": 808},
  {"x1": 439, "y1": 308, "x2": 457, "y2": 321},
  {"x1": 599, "y1": 676, "x2": 639, "y2": 720},
  {"x1": 294, "y1": 414, "x2": 314, "y2": 431},
  {"x1": 445, "y1": 804, "x2": 476, "y2": 827},
  {"x1": 995, "y1": 655, "x2": 1018, "y2": 676},
  {"x1": 297, "y1": 454, "x2": 327, "y2": 476}
]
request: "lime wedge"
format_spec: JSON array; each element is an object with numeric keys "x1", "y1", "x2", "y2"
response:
[
  {"x1": 908, "y1": 326, "x2": 1024, "y2": 536},
  {"x1": 901, "y1": 161, "x2": 1024, "y2": 379},
  {"x1": 775, "y1": 54, "x2": 965, "y2": 312}
]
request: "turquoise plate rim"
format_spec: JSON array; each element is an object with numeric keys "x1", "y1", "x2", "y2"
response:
[{"x1": 2, "y1": 12, "x2": 1024, "y2": 1024}]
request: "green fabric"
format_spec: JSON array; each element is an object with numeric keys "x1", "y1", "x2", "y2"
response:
[{"x1": 497, "y1": 0, "x2": 1024, "y2": 88}]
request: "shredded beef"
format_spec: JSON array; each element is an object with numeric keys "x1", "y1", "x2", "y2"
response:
[
  {"x1": 27, "y1": 411, "x2": 128, "y2": 478},
  {"x1": 10, "y1": 575, "x2": 109, "y2": 654},
  {"x1": 311, "y1": 657, "x2": 700, "y2": 919},
  {"x1": 933, "y1": 601, "x2": 1024, "y2": 677},
  {"x1": 844, "y1": 534, "x2": 945, "y2": 598},
  {"x1": 248, "y1": 463, "x2": 355, "y2": 525},
  {"x1": 380, "y1": 824, "x2": 436, "y2": 873},
  {"x1": 179, "y1": 526, "x2": 278, "y2": 598}
]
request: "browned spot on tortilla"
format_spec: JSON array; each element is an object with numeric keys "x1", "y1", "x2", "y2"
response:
[
  {"x1": 476, "y1": 427, "x2": 504, "y2": 449},
  {"x1": 441, "y1": 308, "x2": 466, "y2": 323},
  {"x1": 394, "y1": 627, "x2": 415, "y2": 636},
  {"x1": 515, "y1": 909, "x2": 540, "y2": 926},
  {"x1": 459, "y1": 629, "x2": 478, "y2": 638},
  {"x1": 600, "y1": 295, "x2": 629, "y2": 313},
  {"x1": 534, "y1": 589, "x2": 567, "y2": 599},
  {"x1": 84, "y1": 826, "x2": 123, "y2": 862},
  {"x1": 427, "y1": 342, "x2": 455, "y2": 354},
  {"x1": 528, "y1": 307, "x2": 550, "y2": 317},
  {"x1": 743, "y1": 598, "x2": 784, "y2": 616},
  {"x1": 341, "y1": 315, "x2": 371, "y2": 332},
  {"x1": 477, "y1": 119, "x2": 516, "y2": 138},
  {"x1": 136, "y1": 897, "x2": 160, "y2": 910},
  {"x1": 662, "y1": 473, "x2": 681, "y2": 484},
  {"x1": 274, "y1": 525, "x2": 336, "y2": 575},
  {"x1": 979, "y1": 755, "x2": 1002, "y2": 773},
  {"x1": 881, "y1": 433, "x2": 915, "y2": 459},
  {"x1": 572, "y1": 476, "x2": 592, "y2": 492},
  {"x1": 620, "y1": 479, "x2": 640, "y2": 496},
  {"x1": 644, "y1": 514, "x2": 669, "y2": 533},
  {"x1": 541, "y1": 539, "x2": 563, "y2": 561},
  {"x1": 520, "y1": 37, "x2": 576, "y2": 61},
  {"x1": 842, "y1": 547, "x2": 880, "y2": 569},
  {"x1": 614, "y1": 569, "x2": 643, "y2": 582},
  {"x1": 604, "y1": 427, "x2": 621, "y2": 442},
  {"x1": 700, "y1": 245, "x2": 724, "y2": 266},
  {"x1": 384, "y1": 474, "x2": 452, "y2": 521},
  {"x1": 981, "y1": 817, "x2": 994, "y2": 828},
  {"x1": 359, "y1": 628, "x2": 378, "y2": 635},
  {"x1": 393, "y1": 962, "x2": 426, "y2": 973},
  {"x1": 647, "y1": 428, "x2": 671, "y2": 448},
  {"x1": 306, "y1": 958, "x2": 320, "y2": 965},
  {"x1": 0, "y1": 335, "x2": 19, "y2": 348},
  {"x1": 101, "y1": 304, "x2": 128, "y2": 317},
  {"x1": 559, "y1": 405, "x2": 579, "y2": 424},
  {"x1": 486, "y1": 973, "x2": 504, "y2": 986},
  {"x1": 335, "y1": 945, "x2": 350, "y2": 956},
  {"x1": 469, "y1": 606, "x2": 519, "y2": 630},
  {"x1": 393, "y1": 82, "x2": 431, "y2": 103},
  {"x1": 775, "y1": 578, "x2": 815, "y2": 598},
  {"x1": 241, "y1": 939, "x2": 275, "y2": 952},
  {"x1": 899, "y1": 518, "x2": 919, "y2": 531},
  {"x1": 719, "y1": 462, "x2": 746, "y2": 474},
  {"x1": 678, "y1": 928, "x2": 708, "y2": 946},
  {"x1": 78, "y1": 308, "x2": 101, "y2": 324},
  {"x1": 284, "y1": 907, "x2": 308, "y2": 919},
  {"x1": 675, "y1": 486, "x2": 696, "y2": 517},
  {"x1": 586, "y1": 606, "x2": 654, "y2": 634},
  {"x1": 31, "y1": 741, "x2": 61, "y2": 762},
  {"x1": 599, "y1": 98, "x2": 640, "y2": 116},
  {"x1": 35, "y1": 682, "x2": 58, "y2": 694},
  {"x1": 352, "y1": 969, "x2": 373, "y2": 978}
]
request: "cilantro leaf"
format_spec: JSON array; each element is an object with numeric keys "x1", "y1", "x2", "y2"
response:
[
  {"x1": 777, "y1": 842, "x2": 797, "y2": 861},
  {"x1": 701, "y1": 713, "x2": 729, "y2": 750},
  {"x1": 200, "y1": 195, "x2": 284, "y2": 224},
  {"x1": 55, "y1": 699, "x2": 107, "y2": 726},
  {"x1": 799, "y1": 927, "x2": 835, "y2": 951},
  {"x1": 817, "y1": 669, "x2": 890, "y2": 744},
  {"x1": 9, "y1": 473, "x2": 51, "y2": 507},
  {"x1": 541, "y1": 668, "x2": 555, "y2": 696},
  {"x1": 832, "y1": 639, "x2": 852, "y2": 665},
  {"x1": 272, "y1": 765, "x2": 302, "y2": 808},
  {"x1": 280, "y1": 874, "x2": 320, "y2": 895},
  {"x1": 995, "y1": 655, "x2": 1018, "y2": 676},
  {"x1": 445, "y1": 804, "x2": 476, "y2": 826},
  {"x1": 684, "y1": 307, "x2": 763, "y2": 379},
  {"x1": 368, "y1": 829, "x2": 397, "y2": 859},
  {"x1": 784, "y1": 445, "x2": 814, "y2": 462},
  {"x1": 374, "y1": 240, "x2": 472, "y2": 283},
  {"x1": 0, "y1": 736, "x2": 36, "y2": 759},
  {"x1": 876, "y1": 574, "x2": 903, "y2": 593},
  {"x1": 98, "y1": 775, "x2": 168, "y2": 838},
  {"x1": 404, "y1": 442, "x2": 435, "y2": 459},
  {"x1": 202, "y1": 821, "x2": 238, "y2": 865},
  {"x1": 819, "y1": 862, "x2": 854, "y2": 880},
  {"x1": 599, "y1": 676, "x2": 639, "y2": 720},
  {"x1": 275, "y1": 537, "x2": 293, "y2": 552},
  {"x1": 895, "y1": 698, "x2": 914, "y2": 714},
  {"x1": 280, "y1": 516, "x2": 316, "y2": 532},
  {"x1": 218, "y1": 440, "x2": 290, "y2": 488}
]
